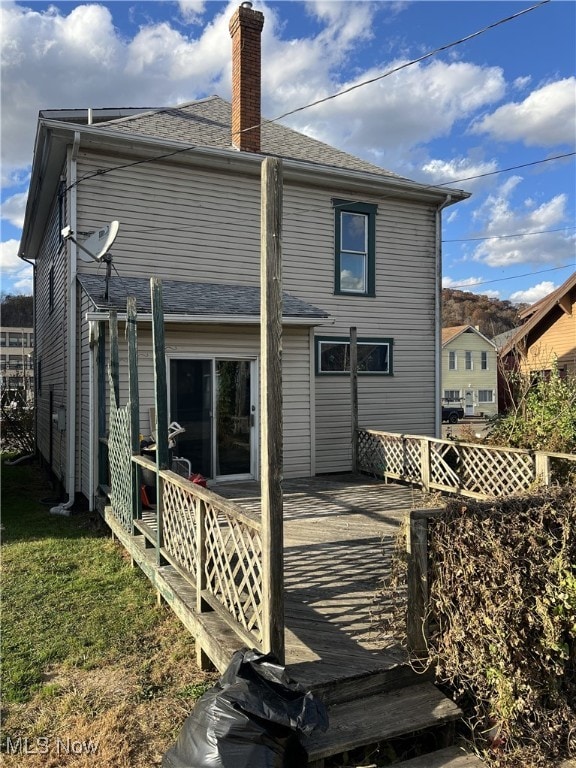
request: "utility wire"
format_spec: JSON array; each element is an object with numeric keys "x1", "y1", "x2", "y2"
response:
[
  {"x1": 263, "y1": 0, "x2": 551, "y2": 128},
  {"x1": 446, "y1": 263, "x2": 574, "y2": 290},
  {"x1": 444, "y1": 226, "x2": 576, "y2": 243},
  {"x1": 436, "y1": 152, "x2": 575, "y2": 187},
  {"x1": 62, "y1": 0, "x2": 552, "y2": 193}
]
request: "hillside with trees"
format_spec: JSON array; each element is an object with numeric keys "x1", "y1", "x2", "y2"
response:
[
  {"x1": 442, "y1": 288, "x2": 526, "y2": 338},
  {"x1": 0, "y1": 295, "x2": 33, "y2": 327}
]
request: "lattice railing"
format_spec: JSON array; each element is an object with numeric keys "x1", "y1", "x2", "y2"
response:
[
  {"x1": 162, "y1": 472, "x2": 200, "y2": 575},
  {"x1": 108, "y1": 402, "x2": 133, "y2": 532},
  {"x1": 204, "y1": 500, "x2": 264, "y2": 645},
  {"x1": 151, "y1": 468, "x2": 264, "y2": 648},
  {"x1": 357, "y1": 430, "x2": 422, "y2": 482},
  {"x1": 357, "y1": 429, "x2": 575, "y2": 500}
]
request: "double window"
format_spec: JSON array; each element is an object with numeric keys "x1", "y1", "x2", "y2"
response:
[
  {"x1": 333, "y1": 199, "x2": 377, "y2": 296},
  {"x1": 316, "y1": 336, "x2": 393, "y2": 375},
  {"x1": 478, "y1": 389, "x2": 494, "y2": 403}
]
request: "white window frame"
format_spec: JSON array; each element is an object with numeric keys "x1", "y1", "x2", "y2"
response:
[
  {"x1": 481, "y1": 351, "x2": 488, "y2": 370},
  {"x1": 478, "y1": 389, "x2": 494, "y2": 403},
  {"x1": 465, "y1": 350, "x2": 473, "y2": 370},
  {"x1": 448, "y1": 350, "x2": 457, "y2": 370}
]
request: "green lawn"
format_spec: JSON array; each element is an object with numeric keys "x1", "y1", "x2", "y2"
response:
[{"x1": 1, "y1": 457, "x2": 215, "y2": 767}]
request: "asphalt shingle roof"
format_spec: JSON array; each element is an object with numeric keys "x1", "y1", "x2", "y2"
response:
[
  {"x1": 78, "y1": 274, "x2": 330, "y2": 320},
  {"x1": 95, "y1": 96, "x2": 400, "y2": 178}
]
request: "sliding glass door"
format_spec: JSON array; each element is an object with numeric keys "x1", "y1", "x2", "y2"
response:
[{"x1": 169, "y1": 357, "x2": 255, "y2": 479}]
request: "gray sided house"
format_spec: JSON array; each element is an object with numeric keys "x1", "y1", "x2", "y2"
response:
[{"x1": 19, "y1": 4, "x2": 469, "y2": 510}]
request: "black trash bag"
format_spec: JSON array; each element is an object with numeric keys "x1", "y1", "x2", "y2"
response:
[{"x1": 162, "y1": 648, "x2": 328, "y2": 768}]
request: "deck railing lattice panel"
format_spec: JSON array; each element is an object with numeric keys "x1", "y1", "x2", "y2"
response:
[
  {"x1": 108, "y1": 403, "x2": 133, "y2": 533},
  {"x1": 357, "y1": 429, "x2": 563, "y2": 500},
  {"x1": 204, "y1": 503, "x2": 264, "y2": 643},
  {"x1": 162, "y1": 475, "x2": 199, "y2": 574}
]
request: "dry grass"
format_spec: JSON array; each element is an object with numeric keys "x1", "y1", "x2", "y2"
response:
[{"x1": 1, "y1": 457, "x2": 218, "y2": 766}]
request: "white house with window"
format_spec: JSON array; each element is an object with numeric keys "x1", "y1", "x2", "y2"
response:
[
  {"x1": 19, "y1": 3, "x2": 469, "y2": 508},
  {"x1": 441, "y1": 325, "x2": 498, "y2": 418}
]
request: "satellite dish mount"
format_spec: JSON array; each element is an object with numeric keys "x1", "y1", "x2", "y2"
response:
[{"x1": 61, "y1": 221, "x2": 120, "y2": 302}]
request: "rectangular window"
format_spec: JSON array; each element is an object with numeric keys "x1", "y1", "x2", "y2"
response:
[
  {"x1": 333, "y1": 199, "x2": 377, "y2": 296},
  {"x1": 443, "y1": 390, "x2": 461, "y2": 402},
  {"x1": 465, "y1": 351, "x2": 473, "y2": 370},
  {"x1": 481, "y1": 351, "x2": 488, "y2": 370},
  {"x1": 478, "y1": 389, "x2": 494, "y2": 403},
  {"x1": 448, "y1": 351, "x2": 457, "y2": 370},
  {"x1": 0, "y1": 333, "x2": 5, "y2": 347},
  {"x1": 8, "y1": 333, "x2": 21, "y2": 347},
  {"x1": 316, "y1": 336, "x2": 393, "y2": 375}
]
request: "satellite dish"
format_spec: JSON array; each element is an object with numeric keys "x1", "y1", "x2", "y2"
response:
[{"x1": 75, "y1": 221, "x2": 120, "y2": 263}]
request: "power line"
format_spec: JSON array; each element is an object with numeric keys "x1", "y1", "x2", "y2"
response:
[
  {"x1": 436, "y1": 152, "x2": 575, "y2": 187},
  {"x1": 62, "y1": 0, "x2": 552, "y2": 193},
  {"x1": 445, "y1": 263, "x2": 574, "y2": 290},
  {"x1": 265, "y1": 0, "x2": 551, "y2": 128},
  {"x1": 443, "y1": 226, "x2": 576, "y2": 243}
]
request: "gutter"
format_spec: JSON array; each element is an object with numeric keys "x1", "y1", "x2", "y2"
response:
[
  {"x1": 84, "y1": 311, "x2": 333, "y2": 327},
  {"x1": 40, "y1": 118, "x2": 471, "y2": 205},
  {"x1": 435, "y1": 194, "x2": 452, "y2": 438},
  {"x1": 51, "y1": 131, "x2": 81, "y2": 516}
]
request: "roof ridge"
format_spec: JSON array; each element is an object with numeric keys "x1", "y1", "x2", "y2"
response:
[{"x1": 92, "y1": 95, "x2": 223, "y2": 128}]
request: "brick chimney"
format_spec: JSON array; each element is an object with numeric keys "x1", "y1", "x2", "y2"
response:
[{"x1": 229, "y1": 2, "x2": 265, "y2": 153}]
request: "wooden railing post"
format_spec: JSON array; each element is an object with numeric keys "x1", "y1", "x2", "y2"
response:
[
  {"x1": 406, "y1": 511, "x2": 430, "y2": 655},
  {"x1": 195, "y1": 499, "x2": 207, "y2": 613},
  {"x1": 151, "y1": 278, "x2": 169, "y2": 566},
  {"x1": 260, "y1": 156, "x2": 285, "y2": 663},
  {"x1": 420, "y1": 438, "x2": 431, "y2": 491},
  {"x1": 350, "y1": 327, "x2": 358, "y2": 473},
  {"x1": 127, "y1": 297, "x2": 142, "y2": 526},
  {"x1": 534, "y1": 452, "x2": 551, "y2": 486}
]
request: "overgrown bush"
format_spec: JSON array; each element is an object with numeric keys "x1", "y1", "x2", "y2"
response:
[
  {"x1": 488, "y1": 362, "x2": 576, "y2": 454},
  {"x1": 396, "y1": 488, "x2": 576, "y2": 767},
  {"x1": 0, "y1": 396, "x2": 34, "y2": 456}
]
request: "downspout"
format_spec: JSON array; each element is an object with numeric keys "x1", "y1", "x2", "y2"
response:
[
  {"x1": 51, "y1": 131, "x2": 80, "y2": 515},
  {"x1": 434, "y1": 195, "x2": 451, "y2": 438}
]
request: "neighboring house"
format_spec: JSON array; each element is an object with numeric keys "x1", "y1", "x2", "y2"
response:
[
  {"x1": 0, "y1": 327, "x2": 34, "y2": 403},
  {"x1": 499, "y1": 271, "x2": 576, "y2": 379},
  {"x1": 441, "y1": 325, "x2": 498, "y2": 417},
  {"x1": 18, "y1": 4, "x2": 469, "y2": 510}
]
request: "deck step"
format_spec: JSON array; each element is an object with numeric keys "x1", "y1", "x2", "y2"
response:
[
  {"x1": 395, "y1": 745, "x2": 484, "y2": 767},
  {"x1": 301, "y1": 682, "x2": 461, "y2": 763}
]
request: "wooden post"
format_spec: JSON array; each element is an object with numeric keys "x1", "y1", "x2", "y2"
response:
[
  {"x1": 151, "y1": 278, "x2": 169, "y2": 565},
  {"x1": 420, "y1": 438, "x2": 431, "y2": 492},
  {"x1": 350, "y1": 327, "x2": 358, "y2": 473},
  {"x1": 260, "y1": 156, "x2": 285, "y2": 663},
  {"x1": 127, "y1": 297, "x2": 142, "y2": 525},
  {"x1": 109, "y1": 311, "x2": 119, "y2": 410},
  {"x1": 534, "y1": 452, "x2": 551, "y2": 486},
  {"x1": 406, "y1": 511, "x2": 430, "y2": 655},
  {"x1": 97, "y1": 321, "x2": 108, "y2": 488}
]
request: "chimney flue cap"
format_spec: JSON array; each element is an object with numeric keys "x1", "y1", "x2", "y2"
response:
[{"x1": 241, "y1": 1, "x2": 253, "y2": 7}]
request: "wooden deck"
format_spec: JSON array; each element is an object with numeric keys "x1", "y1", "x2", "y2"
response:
[{"x1": 211, "y1": 474, "x2": 427, "y2": 697}]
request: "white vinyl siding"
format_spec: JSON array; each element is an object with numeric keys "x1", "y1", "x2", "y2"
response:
[
  {"x1": 442, "y1": 329, "x2": 499, "y2": 418},
  {"x1": 35, "y1": 192, "x2": 69, "y2": 484},
  {"x1": 75, "y1": 149, "x2": 439, "y2": 477}
]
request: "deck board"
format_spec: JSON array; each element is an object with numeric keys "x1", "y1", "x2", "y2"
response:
[{"x1": 212, "y1": 474, "x2": 427, "y2": 695}]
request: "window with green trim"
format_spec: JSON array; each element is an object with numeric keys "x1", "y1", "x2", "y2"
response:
[
  {"x1": 316, "y1": 336, "x2": 393, "y2": 375},
  {"x1": 333, "y1": 199, "x2": 377, "y2": 296}
]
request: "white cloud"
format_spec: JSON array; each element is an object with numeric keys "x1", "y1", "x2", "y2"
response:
[
  {"x1": 442, "y1": 276, "x2": 483, "y2": 289},
  {"x1": 471, "y1": 180, "x2": 575, "y2": 268},
  {"x1": 509, "y1": 281, "x2": 557, "y2": 305},
  {"x1": 288, "y1": 59, "x2": 505, "y2": 168},
  {"x1": 1, "y1": 192, "x2": 27, "y2": 228},
  {"x1": 420, "y1": 156, "x2": 498, "y2": 190},
  {"x1": 0, "y1": 239, "x2": 32, "y2": 294},
  {"x1": 178, "y1": 1, "x2": 206, "y2": 24},
  {"x1": 471, "y1": 78, "x2": 576, "y2": 148}
]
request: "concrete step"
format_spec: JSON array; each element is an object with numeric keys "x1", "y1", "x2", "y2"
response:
[
  {"x1": 396, "y1": 745, "x2": 484, "y2": 767},
  {"x1": 301, "y1": 682, "x2": 461, "y2": 765}
]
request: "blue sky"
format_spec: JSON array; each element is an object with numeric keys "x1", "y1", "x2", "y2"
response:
[{"x1": 1, "y1": 0, "x2": 575, "y2": 304}]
